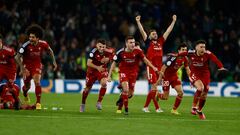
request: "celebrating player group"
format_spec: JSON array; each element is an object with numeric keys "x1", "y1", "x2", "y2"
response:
[{"x1": 0, "y1": 14, "x2": 227, "y2": 120}]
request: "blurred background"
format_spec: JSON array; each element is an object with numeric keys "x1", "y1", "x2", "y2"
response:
[{"x1": 0, "y1": 0, "x2": 239, "y2": 82}]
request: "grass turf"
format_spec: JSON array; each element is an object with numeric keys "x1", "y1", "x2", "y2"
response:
[{"x1": 0, "y1": 93, "x2": 239, "y2": 135}]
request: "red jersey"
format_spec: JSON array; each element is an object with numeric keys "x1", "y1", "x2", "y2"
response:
[
  {"x1": 87, "y1": 47, "x2": 114, "y2": 73},
  {"x1": 0, "y1": 83, "x2": 19, "y2": 104},
  {"x1": 19, "y1": 40, "x2": 49, "y2": 68},
  {"x1": 114, "y1": 48, "x2": 145, "y2": 73},
  {"x1": 188, "y1": 50, "x2": 223, "y2": 76},
  {"x1": 164, "y1": 54, "x2": 188, "y2": 77},
  {"x1": 0, "y1": 46, "x2": 16, "y2": 70},
  {"x1": 146, "y1": 36, "x2": 165, "y2": 69}
]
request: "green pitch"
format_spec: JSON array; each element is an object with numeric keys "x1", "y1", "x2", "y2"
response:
[{"x1": 0, "y1": 93, "x2": 239, "y2": 135}]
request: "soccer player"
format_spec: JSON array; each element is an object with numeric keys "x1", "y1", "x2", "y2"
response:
[
  {"x1": 0, "y1": 34, "x2": 20, "y2": 109},
  {"x1": 0, "y1": 83, "x2": 35, "y2": 110},
  {"x1": 136, "y1": 15, "x2": 177, "y2": 112},
  {"x1": 108, "y1": 36, "x2": 158, "y2": 114},
  {"x1": 188, "y1": 40, "x2": 227, "y2": 119},
  {"x1": 79, "y1": 39, "x2": 114, "y2": 112},
  {"x1": 156, "y1": 43, "x2": 191, "y2": 115},
  {"x1": 15, "y1": 24, "x2": 57, "y2": 110},
  {"x1": 0, "y1": 83, "x2": 20, "y2": 109},
  {"x1": 114, "y1": 41, "x2": 143, "y2": 110}
]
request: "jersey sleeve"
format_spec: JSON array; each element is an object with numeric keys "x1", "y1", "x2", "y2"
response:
[
  {"x1": 42, "y1": 41, "x2": 50, "y2": 50},
  {"x1": 207, "y1": 51, "x2": 223, "y2": 69},
  {"x1": 114, "y1": 48, "x2": 124, "y2": 63},
  {"x1": 164, "y1": 55, "x2": 177, "y2": 67},
  {"x1": 88, "y1": 48, "x2": 97, "y2": 60},
  {"x1": 138, "y1": 49, "x2": 145, "y2": 60},
  {"x1": 18, "y1": 41, "x2": 30, "y2": 55},
  {"x1": 9, "y1": 48, "x2": 15, "y2": 57}
]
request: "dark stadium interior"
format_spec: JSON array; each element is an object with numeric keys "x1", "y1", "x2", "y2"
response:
[{"x1": 0, "y1": 0, "x2": 239, "y2": 81}]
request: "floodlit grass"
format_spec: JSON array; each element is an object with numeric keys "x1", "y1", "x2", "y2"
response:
[{"x1": 0, "y1": 93, "x2": 239, "y2": 135}]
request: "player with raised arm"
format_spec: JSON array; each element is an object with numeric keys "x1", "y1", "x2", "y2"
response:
[
  {"x1": 156, "y1": 43, "x2": 191, "y2": 115},
  {"x1": 188, "y1": 40, "x2": 227, "y2": 120},
  {"x1": 79, "y1": 39, "x2": 115, "y2": 112},
  {"x1": 108, "y1": 36, "x2": 158, "y2": 115},
  {"x1": 136, "y1": 14, "x2": 177, "y2": 112},
  {"x1": 15, "y1": 24, "x2": 57, "y2": 110}
]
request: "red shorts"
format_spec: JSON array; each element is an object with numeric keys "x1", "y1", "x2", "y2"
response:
[
  {"x1": 189, "y1": 72, "x2": 210, "y2": 86},
  {"x1": 147, "y1": 66, "x2": 159, "y2": 84},
  {"x1": 86, "y1": 70, "x2": 108, "y2": 87},
  {"x1": 0, "y1": 68, "x2": 16, "y2": 82},
  {"x1": 24, "y1": 66, "x2": 42, "y2": 84},
  {"x1": 119, "y1": 72, "x2": 138, "y2": 91},
  {"x1": 162, "y1": 75, "x2": 181, "y2": 92}
]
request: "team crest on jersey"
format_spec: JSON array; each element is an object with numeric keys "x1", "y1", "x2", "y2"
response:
[{"x1": 30, "y1": 49, "x2": 33, "y2": 51}]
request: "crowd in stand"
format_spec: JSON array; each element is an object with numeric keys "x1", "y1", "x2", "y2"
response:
[{"x1": 0, "y1": 0, "x2": 239, "y2": 81}]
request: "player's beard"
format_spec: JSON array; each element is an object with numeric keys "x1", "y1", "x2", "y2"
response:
[
  {"x1": 30, "y1": 40, "x2": 37, "y2": 45},
  {"x1": 151, "y1": 36, "x2": 157, "y2": 41}
]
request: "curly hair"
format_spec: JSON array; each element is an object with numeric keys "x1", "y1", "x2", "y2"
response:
[{"x1": 26, "y1": 24, "x2": 44, "y2": 38}]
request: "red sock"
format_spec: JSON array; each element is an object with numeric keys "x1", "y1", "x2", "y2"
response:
[
  {"x1": 198, "y1": 98, "x2": 206, "y2": 111},
  {"x1": 122, "y1": 92, "x2": 128, "y2": 109},
  {"x1": 82, "y1": 90, "x2": 89, "y2": 104},
  {"x1": 173, "y1": 95, "x2": 183, "y2": 110},
  {"x1": 22, "y1": 85, "x2": 29, "y2": 97},
  {"x1": 144, "y1": 91, "x2": 152, "y2": 108},
  {"x1": 35, "y1": 85, "x2": 42, "y2": 103},
  {"x1": 192, "y1": 90, "x2": 201, "y2": 107},
  {"x1": 97, "y1": 87, "x2": 106, "y2": 102},
  {"x1": 151, "y1": 90, "x2": 159, "y2": 110}
]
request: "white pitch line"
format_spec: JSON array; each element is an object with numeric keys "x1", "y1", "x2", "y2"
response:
[{"x1": 0, "y1": 114, "x2": 238, "y2": 122}]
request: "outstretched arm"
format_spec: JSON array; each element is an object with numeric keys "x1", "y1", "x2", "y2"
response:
[
  {"x1": 155, "y1": 65, "x2": 167, "y2": 85},
  {"x1": 136, "y1": 15, "x2": 147, "y2": 41},
  {"x1": 15, "y1": 53, "x2": 29, "y2": 77},
  {"x1": 163, "y1": 15, "x2": 177, "y2": 40},
  {"x1": 48, "y1": 47, "x2": 57, "y2": 71},
  {"x1": 143, "y1": 57, "x2": 158, "y2": 72}
]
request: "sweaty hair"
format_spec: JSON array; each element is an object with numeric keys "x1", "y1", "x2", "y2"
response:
[
  {"x1": 177, "y1": 42, "x2": 188, "y2": 51},
  {"x1": 148, "y1": 29, "x2": 157, "y2": 35},
  {"x1": 194, "y1": 40, "x2": 206, "y2": 48},
  {"x1": 96, "y1": 39, "x2": 106, "y2": 45},
  {"x1": 26, "y1": 24, "x2": 44, "y2": 38},
  {"x1": 125, "y1": 35, "x2": 134, "y2": 42}
]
